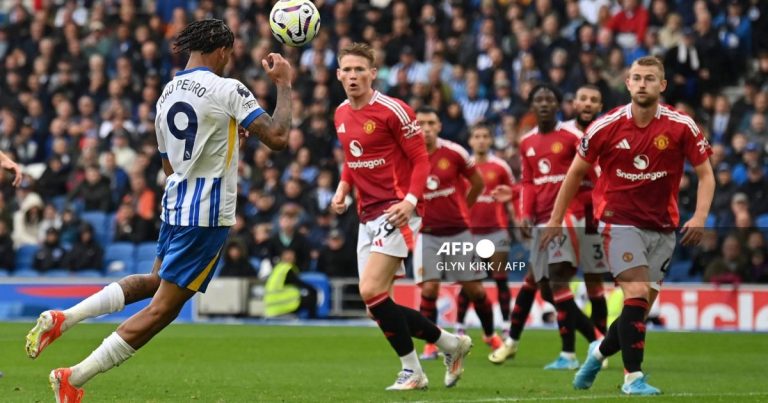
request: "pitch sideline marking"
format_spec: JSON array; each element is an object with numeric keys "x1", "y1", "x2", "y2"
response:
[{"x1": 404, "y1": 391, "x2": 768, "y2": 403}]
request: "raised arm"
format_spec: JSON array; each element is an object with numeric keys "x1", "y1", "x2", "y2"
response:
[
  {"x1": 245, "y1": 53, "x2": 292, "y2": 151},
  {"x1": 0, "y1": 150, "x2": 22, "y2": 187}
]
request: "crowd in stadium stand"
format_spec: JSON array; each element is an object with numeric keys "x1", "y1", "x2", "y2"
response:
[{"x1": 0, "y1": 0, "x2": 767, "y2": 284}]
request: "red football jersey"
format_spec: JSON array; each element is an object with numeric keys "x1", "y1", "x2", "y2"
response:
[
  {"x1": 335, "y1": 91, "x2": 429, "y2": 223},
  {"x1": 421, "y1": 139, "x2": 477, "y2": 236},
  {"x1": 470, "y1": 155, "x2": 514, "y2": 234},
  {"x1": 520, "y1": 122, "x2": 591, "y2": 225},
  {"x1": 579, "y1": 104, "x2": 712, "y2": 230}
]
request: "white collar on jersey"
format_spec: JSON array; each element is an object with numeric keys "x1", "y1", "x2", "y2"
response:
[{"x1": 624, "y1": 103, "x2": 662, "y2": 120}]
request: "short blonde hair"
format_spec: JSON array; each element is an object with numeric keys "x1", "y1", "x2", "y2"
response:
[
  {"x1": 337, "y1": 42, "x2": 375, "y2": 67},
  {"x1": 631, "y1": 55, "x2": 665, "y2": 79}
]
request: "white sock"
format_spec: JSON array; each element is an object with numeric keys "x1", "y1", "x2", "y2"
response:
[
  {"x1": 504, "y1": 337, "x2": 518, "y2": 347},
  {"x1": 592, "y1": 346, "x2": 605, "y2": 361},
  {"x1": 400, "y1": 350, "x2": 422, "y2": 372},
  {"x1": 63, "y1": 283, "x2": 125, "y2": 331},
  {"x1": 69, "y1": 332, "x2": 135, "y2": 387},
  {"x1": 434, "y1": 330, "x2": 459, "y2": 351},
  {"x1": 625, "y1": 371, "x2": 644, "y2": 384},
  {"x1": 561, "y1": 351, "x2": 576, "y2": 360}
]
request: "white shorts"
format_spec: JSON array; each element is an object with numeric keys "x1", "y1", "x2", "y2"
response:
[
  {"x1": 473, "y1": 230, "x2": 511, "y2": 254},
  {"x1": 356, "y1": 213, "x2": 422, "y2": 279},
  {"x1": 530, "y1": 216, "x2": 608, "y2": 282},
  {"x1": 598, "y1": 221, "x2": 675, "y2": 291},
  {"x1": 413, "y1": 231, "x2": 488, "y2": 283}
]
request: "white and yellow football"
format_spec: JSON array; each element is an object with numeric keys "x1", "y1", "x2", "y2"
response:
[{"x1": 269, "y1": 0, "x2": 321, "y2": 47}]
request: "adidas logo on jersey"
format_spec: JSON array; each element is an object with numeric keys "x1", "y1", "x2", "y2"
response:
[
  {"x1": 337, "y1": 123, "x2": 346, "y2": 133},
  {"x1": 526, "y1": 148, "x2": 536, "y2": 157},
  {"x1": 615, "y1": 139, "x2": 631, "y2": 150}
]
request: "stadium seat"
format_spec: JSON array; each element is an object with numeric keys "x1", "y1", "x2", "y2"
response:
[
  {"x1": 756, "y1": 214, "x2": 768, "y2": 236},
  {"x1": 75, "y1": 269, "x2": 104, "y2": 278},
  {"x1": 135, "y1": 242, "x2": 157, "y2": 261},
  {"x1": 667, "y1": 261, "x2": 691, "y2": 282},
  {"x1": 133, "y1": 258, "x2": 156, "y2": 275},
  {"x1": 299, "y1": 272, "x2": 332, "y2": 319},
  {"x1": 104, "y1": 242, "x2": 136, "y2": 276},
  {"x1": 81, "y1": 211, "x2": 110, "y2": 246},
  {"x1": 705, "y1": 214, "x2": 717, "y2": 229},
  {"x1": 13, "y1": 268, "x2": 40, "y2": 277},
  {"x1": 15, "y1": 245, "x2": 38, "y2": 270},
  {"x1": 45, "y1": 269, "x2": 71, "y2": 278},
  {"x1": 104, "y1": 212, "x2": 117, "y2": 244}
]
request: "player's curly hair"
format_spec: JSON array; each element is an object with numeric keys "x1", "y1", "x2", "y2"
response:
[
  {"x1": 527, "y1": 83, "x2": 563, "y2": 106},
  {"x1": 172, "y1": 19, "x2": 234, "y2": 54}
]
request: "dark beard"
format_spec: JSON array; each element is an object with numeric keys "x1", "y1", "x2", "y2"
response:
[{"x1": 576, "y1": 115, "x2": 594, "y2": 129}]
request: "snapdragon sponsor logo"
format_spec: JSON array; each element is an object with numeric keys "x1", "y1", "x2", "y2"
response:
[
  {"x1": 533, "y1": 174, "x2": 567, "y2": 185},
  {"x1": 616, "y1": 169, "x2": 668, "y2": 182},
  {"x1": 424, "y1": 187, "x2": 456, "y2": 200},
  {"x1": 347, "y1": 158, "x2": 386, "y2": 169}
]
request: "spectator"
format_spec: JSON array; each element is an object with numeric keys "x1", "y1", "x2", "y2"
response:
[
  {"x1": 33, "y1": 227, "x2": 67, "y2": 272},
  {"x1": 712, "y1": 163, "x2": 739, "y2": 225},
  {"x1": 36, "y1": 157, "x2": 70, "y2": 202},
  {"x1": 307, "y1": 170, "x2": 335, "y2": 216},
  {"x1": 750, "y1": 249, "x2": 768, "y2": 283},
  {"x1": 67, "y1": 164, "x2": 112, "y2": 212},
  {"x1": 126, "y1": 174, "x2": 157, "y2": 221},
  {"x1": 605, "y1": 0, "x2": 649, "y2": 50},
  {"x1": 316, "y1": 228, "x2": 356, "y2": 278},
  {"x1": 12, "y1": 191, "x2": 43, "y2": 247},
  {"x1": 38, "y1": 204, "x2": 62, "y2": 242},
  {"x1": 705, "y1": 235, "x2": 751, "y2": 284},
  {"x1": 269, "y1": 204, "x2": 311, "y2": 271},
  {"x1": 0, "y1": 221, "x2": 15, "y2": 270},
  {"x1": 689, "y1": 230, "x2": 720, "y2": 278},
  {"x1": 66, "y1": 223, "x2": 104, "y2": 272},
  {"x1": 738, "y1": 163, "x2": 768, "y2": 217},
  {"x1": 113, "y1": 202, "x2": 154, "y2": 243},
  {"x1": 58, "y1": 208, "x2": 82, "y2": 246},
  {"x1": 219, "y1": 238, "x2": 258, "y2": 277},
  {"x1": 264, "y1": 249, "x2": 318, "y2": 319}
]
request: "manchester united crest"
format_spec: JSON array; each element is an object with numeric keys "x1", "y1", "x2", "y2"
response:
[
  {"x1": 486, "y1": 171, "x2": 497, "y2": 180},
  {"x1": 363, "y1": 120, "x2": 376, "y2": 134},
  {"x1": 551, "y1": 142, "x2": 563, "y2": 153},
  {"x1": 438, "y1": 158, "x2": 451, "y2": 170},
  {"x1": 622, "y1": 252, "x2": 634, "y2": 262},
  {"x1": 653, "y1": 134, "x2": 669, "y2": 150}
]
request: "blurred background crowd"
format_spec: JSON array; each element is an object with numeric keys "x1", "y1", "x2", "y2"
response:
[{"x1": 0, "y1": 0, "x2": 767, "y2": 284}]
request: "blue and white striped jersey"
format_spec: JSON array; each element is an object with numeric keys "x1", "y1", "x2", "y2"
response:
[{"x1": 155, "y1": 67, "x2": 264, "y2": 227}]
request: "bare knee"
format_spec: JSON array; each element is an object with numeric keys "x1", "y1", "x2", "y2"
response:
[
  {"x1": 621, "y1": 281, "x2": 650, "y2": 300},
  {"x1": 461, "y1": 281, "x2": 485, "y2": 300},
  {"x1": 359, "y1": 282, "x2": 387, "y2": 302},
  {"x1": 420, "y1": 281, "x2": 439, "y2": 299}
]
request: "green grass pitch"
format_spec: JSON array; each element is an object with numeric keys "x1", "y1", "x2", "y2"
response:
[{"x1": 1, "y1": 322, "x2": 767, "y2": 402}]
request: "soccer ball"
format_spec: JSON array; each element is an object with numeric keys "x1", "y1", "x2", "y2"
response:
[{"x1": 269, "y1": 0, "x2": 321, "y2": 47}]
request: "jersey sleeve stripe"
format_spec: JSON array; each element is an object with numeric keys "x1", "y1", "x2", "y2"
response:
[
  {"x1": 660, "y1": 108, "x2": 700, "y2": 136},
  {"x1": 585, "y1": 108, "x2": 625, "y2": 139},
  {"x1": 376, "y1": 95, "x2": 409, "y2": 124},
  {"x1": 490, "y1": 155, "x2": 514, "y2": 179},
  {"x1": 159, "y1": 152, "x2": 168, "y2": 159},
  {"x1": 225, "y1": 118, "x2": 237, "y2": 167},
  {"x1": 441, "y1": 139, "x2": 473, "y2": 166},
  {"x1": 240, "y1": 108, "x2": 265, "y2": 128}
]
